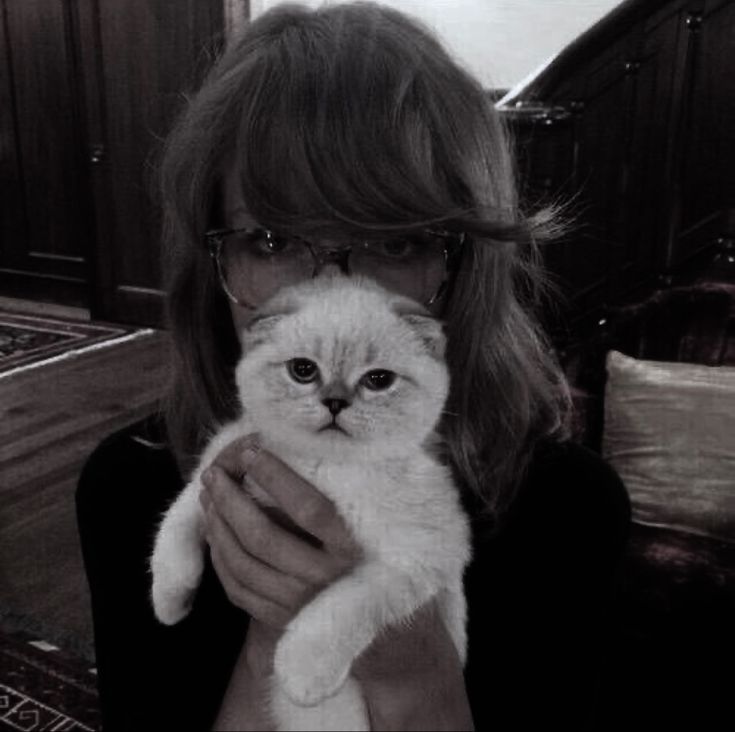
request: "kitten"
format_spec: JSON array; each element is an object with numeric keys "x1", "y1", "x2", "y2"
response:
[{"x1": 150, "y1": 274, "x2": 471, "y2": 731}]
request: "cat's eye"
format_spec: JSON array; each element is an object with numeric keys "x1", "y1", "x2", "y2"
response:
[
  {"x1": 361, "y1": 369, "x2": 396, "y2": 391},
  {"x1": 287, "y1": 358, "x2": 319, "y2": 384}
]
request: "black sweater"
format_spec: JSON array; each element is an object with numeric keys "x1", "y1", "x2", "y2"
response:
[{"x1": 76, "y1": 416, "x2": 631, "y2": 731}]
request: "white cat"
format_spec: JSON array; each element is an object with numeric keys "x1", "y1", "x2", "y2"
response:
[{"x1": 150, "y1": 274, "x2": 471, "y2": 731}]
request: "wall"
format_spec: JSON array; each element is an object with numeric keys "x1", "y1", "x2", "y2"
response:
[{"x1": 249, "y1": 0, "x2": 623, "y2": 89}]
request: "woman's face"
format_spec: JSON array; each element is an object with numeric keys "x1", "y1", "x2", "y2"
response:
[{"x1": 220, "y1": 166, "x2": 448, "y2": 340}]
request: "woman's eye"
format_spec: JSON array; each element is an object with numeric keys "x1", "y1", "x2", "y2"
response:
[
  {"x1": 369, "y1": 238, "x2": 419, "y2": 259},
  {"x1": 361, "y1": 369, "x2": 396, "y2": 391},
  {"x1": 287, "y1": 358, "x2": 319, "y2": 384},
  {"x1": 242, "y1": 230, "x2": 294, "y2": 257}
]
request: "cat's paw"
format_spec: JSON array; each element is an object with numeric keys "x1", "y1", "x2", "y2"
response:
[
  {"x1": 150, "y1": 550, "x2": 204, "y2": 625},
  {"x1": 274, "y1": 628, "x2": 352, "y2": 706},
  {"x1": 151, "y1": 580, "x2": 196, "y2": 625}
]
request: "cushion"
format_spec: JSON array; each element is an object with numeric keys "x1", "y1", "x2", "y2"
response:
[{"x1": 602, "y1": 350, "x2": 735, "y2": 544}]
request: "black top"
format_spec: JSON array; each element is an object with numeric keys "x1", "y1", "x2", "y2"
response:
[{"x1": 76, "y1": 416, "x2": 631, "y2": 731}]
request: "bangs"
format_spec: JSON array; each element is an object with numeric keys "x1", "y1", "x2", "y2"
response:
[{"x1": 228, "y1": 5, "x2": 485, "y2": 235}]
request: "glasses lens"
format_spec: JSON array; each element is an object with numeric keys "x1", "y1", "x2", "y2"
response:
[
  {"x1": 217, "y1": 229, "x2": 451, "y2": 306},
  {"x1": 219, "y1": 231, "x2": 313, "y2": 305},
  {"x1": 351, "y1": 232, "x2": 448, "y2": 304}
]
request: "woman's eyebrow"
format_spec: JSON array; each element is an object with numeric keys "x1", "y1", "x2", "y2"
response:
[{"x1": 227, "y1": 208, "x2": 259, "y2": 225}]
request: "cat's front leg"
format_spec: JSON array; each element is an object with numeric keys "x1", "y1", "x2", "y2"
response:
[
  {"x1": 150, "y1": 478, "x2": 206, "y2": 625},
  {"x1": 274, "y1": 561, "x2": 438, "y2": 706}
]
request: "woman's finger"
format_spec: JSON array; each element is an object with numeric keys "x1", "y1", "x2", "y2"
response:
[
  {"x1": 209, "y1": 434, "x2": 260, "y2": 481},
  {"x1": 209, "y1": 435, "x2": 359, "y2": 559},
  {"x1": 205, "y1": 502, "x2": 313, "y2": 611},
  {"x1": 202, "y1": 465, "x2": 346, "y2": 586},
  {"x1": 236, "y1": 444, "x2": 359, "y2": 558},
  {"x1": 208, "y1": 542, "x2": 292, "y2": 628}
]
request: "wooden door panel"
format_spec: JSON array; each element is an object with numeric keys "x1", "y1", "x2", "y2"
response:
[
  {"x1": 90, "y1": 0, "x2": 223, "y2": 325},
  {"x1": 0, "y1": 0, "x2": 27, "y2": 268},
  {"x1": 570, "y1": 36, "x2": 638, "y2": 313},
  {"x1": 0, "y1": 0, "x2": 91, "y2": 305},
  {"x1": 623, "y1": 4, "x2": 690, "y2": 286}
]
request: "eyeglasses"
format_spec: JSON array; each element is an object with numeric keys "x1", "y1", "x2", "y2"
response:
[{"x1": 204, "y1": 227, "x2": 465, "y2": 310}]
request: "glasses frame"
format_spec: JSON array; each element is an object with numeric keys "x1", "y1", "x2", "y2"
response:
[{"x1": 204, "y1": 226, "x2": 466, "y2": 310}]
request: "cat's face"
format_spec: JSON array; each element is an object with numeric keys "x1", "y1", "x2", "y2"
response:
[{"x1": 234, "y1": 275, "x2": 449, "y2": 459}]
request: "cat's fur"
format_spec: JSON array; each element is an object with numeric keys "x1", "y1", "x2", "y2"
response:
[{"x1": 150, "y1": 275, "x2": 471, "y2": 731}]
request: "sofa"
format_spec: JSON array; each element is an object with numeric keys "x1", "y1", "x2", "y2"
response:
[{"x1": 559, "y1": 279, "x2": 735, "y2": 730}]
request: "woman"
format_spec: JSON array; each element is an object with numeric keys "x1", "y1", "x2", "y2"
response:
[{"x1": 76, "y1": 3, "x2": 631, "y2": 730}]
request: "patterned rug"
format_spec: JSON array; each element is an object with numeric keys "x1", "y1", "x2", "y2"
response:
[
  {"x1": 0, "y1": 312, "x2": 141, "y2": 377},
  {"x1": 0, "y1": 628, "x2": 100, "y2": 731}
]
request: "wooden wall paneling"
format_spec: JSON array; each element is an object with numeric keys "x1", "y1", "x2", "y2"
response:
[
  {"x1": 672, "y1": 0, "x2": 735, "y2": 270},
  {"x1": 508, "y1": 110, "x2": 578, "y2": 336},
  {"x1": 0, "y1": 0, "x2": 28, "y2": 269},
  {"x1": 567, "y1": 33, "x2": 640, "y2": 317},
  {"x1": 514, "y1": 113, "x2": 577, "y2": 207},
  {"x1": 621, "y1": 2, "x2": 692, "y2": 290},
  {"x1": 91, "y1": 0, "x2": 224, "y2": 326},
  {"x1": 497, "y1": 0, "x2": 735, "y2": 331},
  {"x1": 0, "y1": 0, "x2": 92, "y2": 307}
]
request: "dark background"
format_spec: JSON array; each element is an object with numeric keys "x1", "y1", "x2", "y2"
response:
[{"x1": 1, "y1": 0, "x2": 733, "y2": 334}]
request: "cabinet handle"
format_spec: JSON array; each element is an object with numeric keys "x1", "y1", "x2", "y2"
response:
[
  {"x1": 90, "y1": 144, "x2": 106, "y2": 164},
  {"x1": 686, "y1": 13, "x2": 703, "y2": 31}
]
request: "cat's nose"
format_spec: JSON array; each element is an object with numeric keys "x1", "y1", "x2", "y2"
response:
[{"x1": 322, "y1": 398, "x2": 350, "y2": 416}]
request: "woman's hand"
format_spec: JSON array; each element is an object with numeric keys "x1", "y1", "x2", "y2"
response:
[
  {"x1": 201, "y1": 435, "x2": 362, "y2": 730},
  {"x1": 201, "y1": 435, "x2": 474, "y2": 730},
  {"x1": 199, "y1": 434, "x2": 362, "y2": 631}
]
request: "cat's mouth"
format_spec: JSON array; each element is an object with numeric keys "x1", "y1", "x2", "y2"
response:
[{"x1": 318, "y1": 422, "x2": 349, "y2": 435}]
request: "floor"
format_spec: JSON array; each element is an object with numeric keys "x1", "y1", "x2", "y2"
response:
[{"x1": 0, "y1": 319, "x2": 170, "y2": 661}]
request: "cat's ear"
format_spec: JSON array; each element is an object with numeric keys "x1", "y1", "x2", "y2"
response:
[
  {"x1": 240, "y1": 288, "x2": 301, "y2": 352},
  {"x1": 241, "y1": 314, "x2": 284, "y2": 353},
  {"x1": 398, "y1": 311, "x2": 447, "y2": 361}
]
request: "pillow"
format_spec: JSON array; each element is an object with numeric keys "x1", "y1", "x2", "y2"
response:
[{"x1": 602, "y1": 350, "x2": 735, "y2": 544}]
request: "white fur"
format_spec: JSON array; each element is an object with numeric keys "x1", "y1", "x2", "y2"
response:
[{"x1": 150, "y1": 275, "x2": 471, "y2": 730}]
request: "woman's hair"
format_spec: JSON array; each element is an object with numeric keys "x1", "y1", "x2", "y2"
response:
[{"x1": 158, "y1": 1, "x2": 573, "y2": 534}]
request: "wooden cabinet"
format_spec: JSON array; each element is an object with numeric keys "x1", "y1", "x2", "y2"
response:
[
  {"x1": 620, "y1": 4, "x2": 689, "y2": 290},
  {"x1": 0, "y1": 0, "x2": 224, "y2": 325},
  {"x1": 574, "y1": 34, "x2": 639, "y2": 312},
  {"x1": 505, "y1": 106, "x2": 575, "y2": 298},
  {"x1": 82, "y1": 0, "x2": 224, "y2": 325},
  {"x1": 501, "y1": 0, "x2": 735, "y2": 336},
  {"x1": 673, "y1": 0, "x2": 735, "y2": 268},
  {"x1": 0, "y1": 0, "x2": 93, "y2": 306}
]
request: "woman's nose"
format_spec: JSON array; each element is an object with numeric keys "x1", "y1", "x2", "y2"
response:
[
  {"x1": 316, "y1": 262, "x2": 347, "y2": 278},
  {"x1": 313, "y1": 246, "x2": 351, "y2": 276}
]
